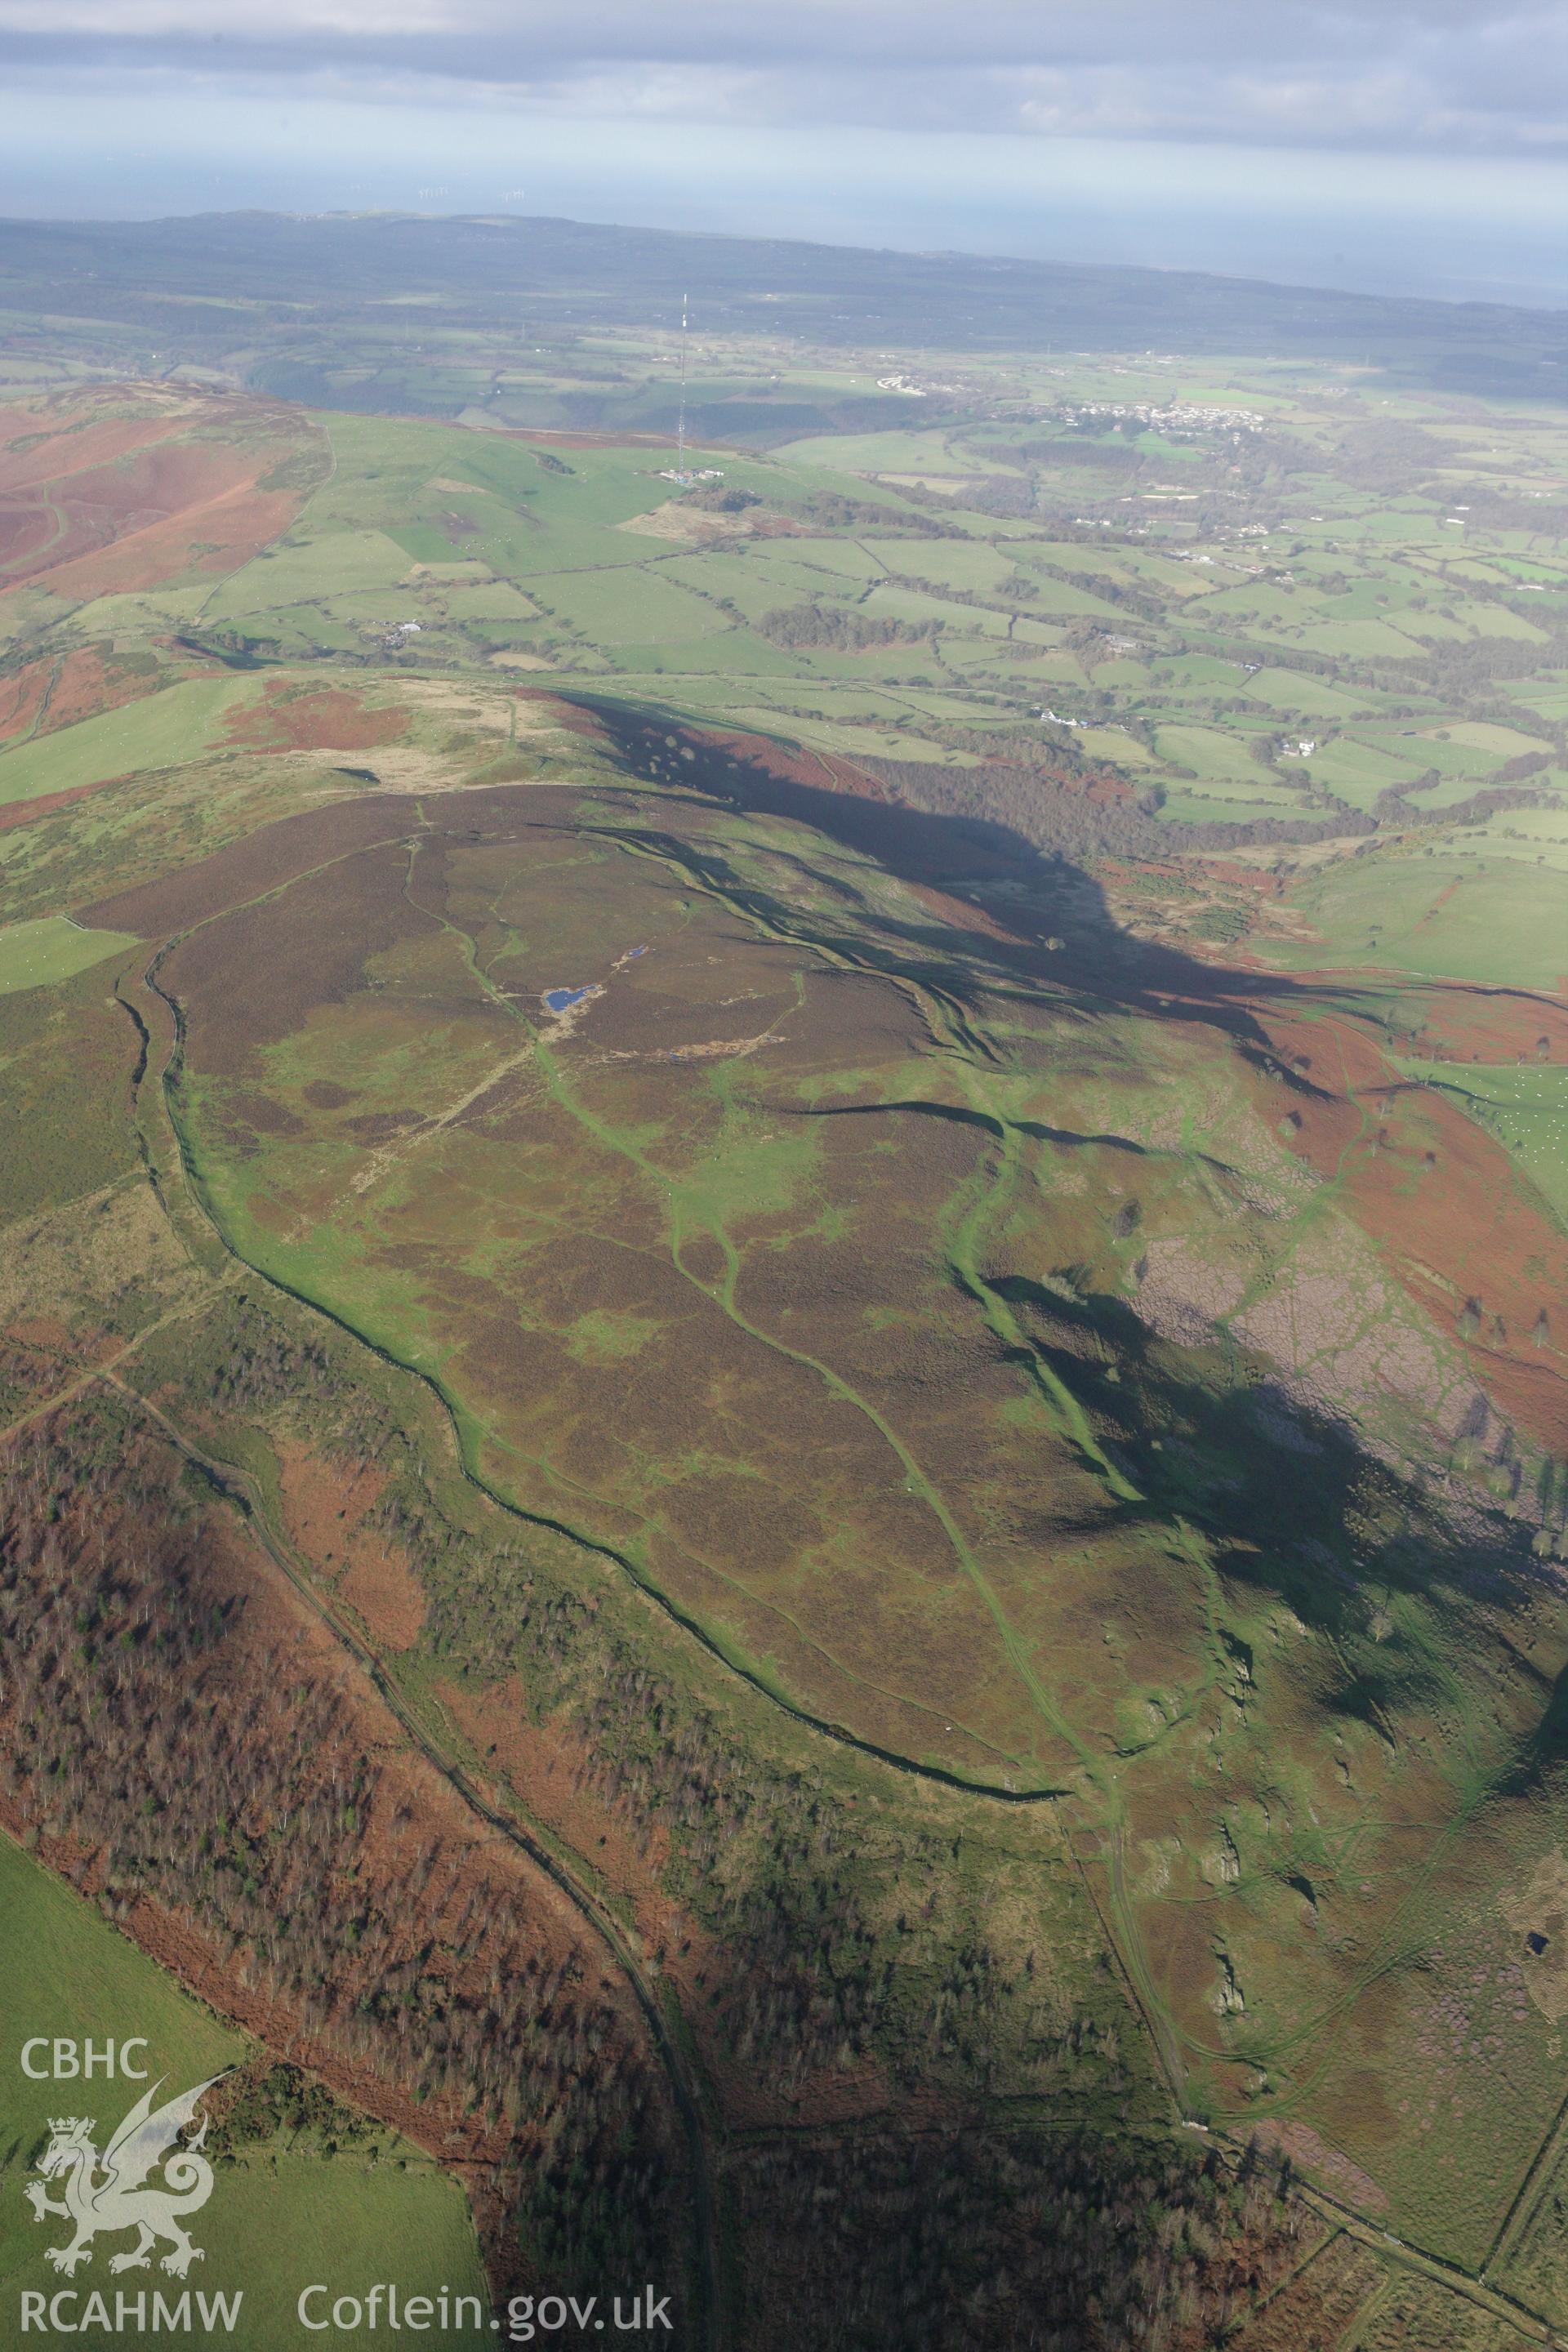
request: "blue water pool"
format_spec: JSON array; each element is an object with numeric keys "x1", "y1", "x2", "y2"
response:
[{"x1": 544, "y1": 987, "x2": 591, "y2": 1013}]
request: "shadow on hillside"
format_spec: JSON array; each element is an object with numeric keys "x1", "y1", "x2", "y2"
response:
[
  {"x1": 558, "y1": 695, "x2": 1568, "y2": 1768},
  {"x1": 574, "y1": 695, "x2": 1377, "y2": 1073}
]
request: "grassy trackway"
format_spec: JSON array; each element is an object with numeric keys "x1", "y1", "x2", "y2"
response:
[
  {"x1": 403, "y1": 833, "x2": 1096, "y2": 1788},
  {"x1": 134, "y1": 847, "x2": 1071, "y2": 1797},
  {"x1": 399, "y1": 828, "x2": 1219, "y2": 2117},
  {"x1": 140, "y1": 811, "x2": 1191, "y2": 2114}
]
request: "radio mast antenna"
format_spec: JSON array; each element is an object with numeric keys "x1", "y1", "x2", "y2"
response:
[{"x1": 677, "y1": 290, "x2": 688, "y2": 478}]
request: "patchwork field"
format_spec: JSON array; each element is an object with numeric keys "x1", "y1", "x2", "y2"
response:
[{"x1": 6, "y1": 372, "x2": 1563, "y2": 866}]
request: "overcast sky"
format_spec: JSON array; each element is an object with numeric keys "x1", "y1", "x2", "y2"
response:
[{"x1": 2, "y1": 1, "x2": 1565, "y2": 301}]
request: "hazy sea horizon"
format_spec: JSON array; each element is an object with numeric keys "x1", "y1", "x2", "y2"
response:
[{"x1": 2, "y1": 92, "x2": 1564, "y2": 314}]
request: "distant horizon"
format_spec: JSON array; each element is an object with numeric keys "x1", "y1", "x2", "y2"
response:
[
  {"x1": 1, "y1": 78, "x2": 1564, "y2": 314},
  {"x1": 6, "y1": 188, "x2": 1568, "y2": 325}
]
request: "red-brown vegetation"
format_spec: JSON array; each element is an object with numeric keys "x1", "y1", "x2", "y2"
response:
[
  {"x1": 221, "y1": 682, "x2": 412, "y2": 754},
  {"x1": 0, "y1": 404, "x2": 195, "y2": 495},
  {"x1": 277, "y1": 1444, "x2": 426, "y2": 1650},
  {"x1": 0, "y1": 648, "x2": 163, "y2": 766},
  {"x1": 0, "y1": 655, "x2": 51, "y2": 745},
  {"x1": 0, "y1": 390, "x2": 326, "y2": 604},
  {"x1": 44, "y1": 646, "x2": 163, "y2": 734},
  {"x1": 0, "y1": 778, "x2": 121, "y2": 834},
  {"x1": 1413, "y1": 982, "x2": 1568, "y2": 1066},
  {"x1": 1253, "y1": 1000, "x2": 1568, "y2": 1454},
  {"x1": 0, "y1": 1401, "x2": 688, "y2": 2302},
  {"x1": 0, "y1": 504, "x2": 59, "y2": 571}
]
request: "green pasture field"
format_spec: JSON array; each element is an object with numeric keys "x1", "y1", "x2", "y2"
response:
[
  {"x1": 720, "y1": 550, "x2": 854, "y2": 606},
  {"x1": 1411, "y1": 764, "x2": 1568, "y2": 809},
  {"x1": 1178, "y1": 585, "x2": 1303, "y2": 630},
  {"x1": 439, "y1": 581, "x2": 541, "y2": 622},
  {"x1": 1383, "y1": 733, "x2": 1513, "y2": 778},
  {"x1": 200, "y1": 528, "x2": 415, "y2": 617},
  {"x1": 1461, "y1": 603, "x2": 1552, "y2": 639},
  {"x1": 589, "y1": 635, "x2": 793, "y2": 677},
  {"x1": 1486, "y1": 804, "x2": 1568, "y2": 863},
  {"x1": 1148, "y1": 653, "x2": 1267, "y2": 695},
  {"x1": 1295, "y1": 615, "x2": 1430, "y2": 657},
  {"x1": 1077, "y1": 724, "x2": 1155, "y2": 765},
  {"x1": 38, "y1": 588, "x2": 218, "y2": 644},
  {"x1": 770, "y1": 428, "x2": 980, "y2": 474},
  {"x1": 0, "y1": 915, "x2": 139, "y2": 995},
  {"x1": 858, "y1": 582, "x2": 1013, "y2": 639},
  {"x1": 752, "y1": 536, "x2": 890, "y2": 581},
  {"x1": 1301, "y1": 736, "x2": 1424, "y2": 808},
  {"x1": 1281, "y1": 846, "x2": 1568, "y2": 988},
  {"x1": 1007, "y1": 573, "x2": 1129, "y2": 621},
  {"x1": 527, "y1": 564, "x2": 732, "y2": 645},
  {"x1": 0, "y1": 678, "x2": 253, "y2": 811},
  {"x1": 1069, "y1": 654, "x2": 1143, "y2": 687},
  {"x1": 1432, "y1": 719, "x2": 1556, "y2": 756},
  {"x1": 1152, "y1": 724, "x2": 1295, "y2": 795},
  {"x1": 859, "y1": 539, "x2": 1017, "y2": 593},
  {"x1": 1422, "y1": 1062, "x2": 1568, "y2": 1225},
  {"x1": 1514, "y1": 684, "x2": 1568, "y2": 723},
  {"x1": 307, "y1": 418, "x2": 688, "y2": 575},
  {"x1": 1154, "y1": 786, "x2": 1296, "y2": 825},
  {"x1": 0, "y1": 1835, "x2": 489, "y2": 2350}
]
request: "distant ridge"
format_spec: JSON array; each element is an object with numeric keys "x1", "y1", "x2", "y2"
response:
[{"x1": 0, "y1": 209, "x2": 1564, "y2": 399}]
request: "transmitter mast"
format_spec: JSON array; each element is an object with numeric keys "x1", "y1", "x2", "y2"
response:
[{"x1": 676, "y1": 291, "x2": 689, "y2": 479}]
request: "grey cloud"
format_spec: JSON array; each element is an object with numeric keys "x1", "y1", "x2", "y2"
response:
[{"x1": 0, "y1": 0, "x2": 1563, "y2": 151}]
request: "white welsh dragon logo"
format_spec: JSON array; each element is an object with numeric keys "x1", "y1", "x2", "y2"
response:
[{"x1": 25, "y1": 2074, "x2": 228, "y2": 2278}]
